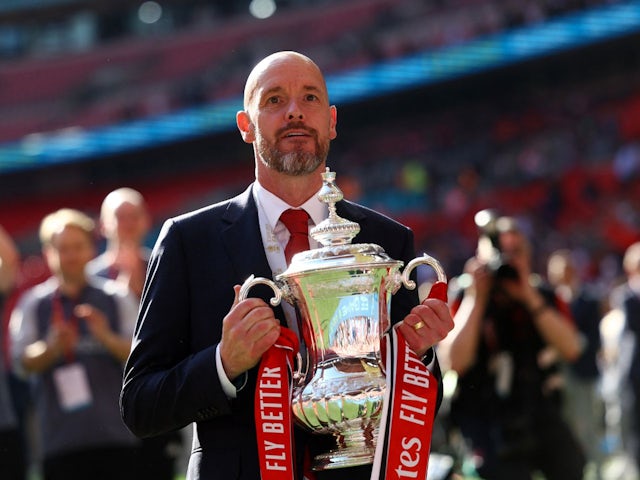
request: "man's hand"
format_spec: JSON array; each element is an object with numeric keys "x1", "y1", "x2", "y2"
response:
[
  {"x1": 76, "y1": 304, "x2": 110, "y2": 341},
  {"x1": 466, "y1": 257, "x2": 494, "y2": 303},
  {"x1": 76, "y1": 303, "x2": 133, "y2": 362},
  {"x1": 220, "y1": 285, "x2": 281, "y2": 381},
  {"x1": 397, "y1": 297, "x2": 454, "y2": 358},
  {"x1": 113, "y1": 244, "x2": 146, "y2": 298},
  {"x1": 47, "y1": 322, "x2": 79, "y2": 358}
]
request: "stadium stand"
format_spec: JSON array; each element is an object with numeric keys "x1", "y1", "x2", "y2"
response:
[
  {"x1": 0, "y1": 0, "x2": 626, "y2": 142},
  {"x1": 0, "y1": 0, "x2": 639, "y2": 291}
]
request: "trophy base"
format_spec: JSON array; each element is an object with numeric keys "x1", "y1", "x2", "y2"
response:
[{"x1": 311, "y1": 445, "x2": 375, "y2": 471}]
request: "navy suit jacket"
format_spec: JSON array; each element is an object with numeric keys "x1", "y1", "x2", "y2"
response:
[{"x1": 121, "y1": 183, "x2": 442, "y2": 480}]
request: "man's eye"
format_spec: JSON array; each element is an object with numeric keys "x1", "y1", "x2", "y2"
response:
[
  {"x1": 267, "y1": 96, "x2": 280, "y2": 104},
  {"x1": 305, "y1": 94, "x2": 318, "y2": 101}
]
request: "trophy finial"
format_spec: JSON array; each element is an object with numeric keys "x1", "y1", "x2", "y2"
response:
[{"x1": 311, "y1": 168, "x2": 360, "y2": 246}]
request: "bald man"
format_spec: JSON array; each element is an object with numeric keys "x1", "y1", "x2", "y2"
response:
[{"x1": 120, "y1": 51, "x2": 453, "y2": 480}]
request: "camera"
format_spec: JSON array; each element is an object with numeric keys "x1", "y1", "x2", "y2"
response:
[{"x1": 474, "y1": 209, "x2": 519, "y2": 280}]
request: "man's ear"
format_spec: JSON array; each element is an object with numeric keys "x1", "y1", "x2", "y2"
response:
[
  {"x1": 236, "y1": 111, "x2": 254, "y2": 143},
  {"x1": 99, "y1": 220, "x2": 109, "y2": 239},
  {"x1": 42, "y1": 245, "x2": 55, "y2": 265},
  {"x1": 329, "y1": 105, "x2": 337, "y2": 140}
]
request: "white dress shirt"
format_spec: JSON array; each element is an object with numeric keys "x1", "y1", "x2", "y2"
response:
[{"x1": 217, "y1": 181, "x2": 327, "y2": 397}]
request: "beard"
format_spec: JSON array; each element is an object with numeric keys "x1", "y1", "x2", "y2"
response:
[{"x1": 256, "y1": 126, "x2": 329, "y2": 176}]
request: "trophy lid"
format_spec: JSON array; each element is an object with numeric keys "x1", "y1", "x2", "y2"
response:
[{"x1": 278, "y1": 168, "x2": 402, "y2": 278}]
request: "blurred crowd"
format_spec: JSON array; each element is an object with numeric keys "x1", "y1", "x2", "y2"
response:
[
  {"x1": 1, "y1": 54, "x2": 640, "y2": 476},
  {"x1": 2, "y1": 185, "x2": 640, "y2": 480},
  {"x1": 1, "y1": 0, "x2": 621, "y2": 63},
  {"x1": 0, "y1": 1, "x2": 640, "y2": 479},
  {"x1": 336, "y1": 46, "x2": 640, "y2": 292},
  {"x1": 0, "y1": 190, "x2": 185, "y2": 480},
  {"x1": 0, "y1": 0, "x2": 630, "y2": 142},
  {"x1": 431, "y1": 216, "x2": 640, "y2": 479}
]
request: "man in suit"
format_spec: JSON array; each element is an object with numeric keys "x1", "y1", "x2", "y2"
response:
[
  {"x1": 87, "y1": 188, "x2": 183, "y2": 480},
  {"x1": 613, "y1": 241, "x2": 640, "y2": 475},
  {"x1": 11, "y1": 209, "x2": 140, "y2": 480},
  {"x1": 87, "y1": 187, "x2": 152, "y2": 300},
  {"x1": 120, "y1": 50, "x2": 454, "y2": 480}
]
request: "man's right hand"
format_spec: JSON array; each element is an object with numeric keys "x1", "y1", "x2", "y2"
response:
[
  {"x1": 48, "y1": 322, "x2": 79, "y2": 359},
  {"x1": 219, "y1": 285, "x2": 281, "y2": 381},
  {"x1": 466, "y1": 257, "x2": 493, "y2": 303}
]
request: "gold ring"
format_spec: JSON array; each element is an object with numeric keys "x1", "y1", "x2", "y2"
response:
[{"x1": 412, "y1": 321, "x2": 425, "y2": 331}]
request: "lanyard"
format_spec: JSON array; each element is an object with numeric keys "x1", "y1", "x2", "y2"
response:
[{"x1": 51, "y1": 291, "x2": 80, "y2": 363}]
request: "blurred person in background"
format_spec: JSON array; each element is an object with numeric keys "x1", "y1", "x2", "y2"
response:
[
  {"x1": 9, "y1": 208, "x2": 140, "y2": 480},
  {"x1": 0, "y1": 225, "x2": 19, "y2": 301},
  {"x1": 610, "y1": 241, "x2": 640, "y2": 476},
  {"x1": 547, "y1": 248, "x2": 605, "y2": 480},
  {"x1": 0, "y1": 224, "x2": 27, "y2": 479},
  {"x1": 88, "y1": 187, "x2": 182, "y2": 480},
  {"x1": 438, "y1": 212, "x2": 586, "y2": 480},
  {"x1": 120, "y1": 50, "x2": 454, "y2": 480},
  {"x1": 86, "y1": 187, "x2": 151, "y2": 299}
]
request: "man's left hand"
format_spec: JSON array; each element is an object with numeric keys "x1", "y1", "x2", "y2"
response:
[{"x1": 397, "y1": 298, "x2": 454, "y2": 358}]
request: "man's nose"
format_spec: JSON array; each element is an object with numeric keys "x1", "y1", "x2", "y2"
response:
[{"x1": 286, "y1": 101, "x2": 303, "y2": 120}]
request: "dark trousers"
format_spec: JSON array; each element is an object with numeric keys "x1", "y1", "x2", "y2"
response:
[
  {"x1": 134, "y1": 433, "x2": 182, "y2": 480},
  {"x1": 43, "y1": 446, "x2": 139, "y2": 480},
  {"x1": 631, "y1": 379, "x2": 640, "y2": 471},
  {"x1": 458, "y1": 406, "x2": 586, "y2": 480},
  {"x1": 0, "y1": 428, "x2": 27, "y2": 480}
]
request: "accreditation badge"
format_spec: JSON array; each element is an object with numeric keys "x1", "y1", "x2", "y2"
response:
[{"x1": 53, "y1": 362, "x2": 93, "y2": 411}]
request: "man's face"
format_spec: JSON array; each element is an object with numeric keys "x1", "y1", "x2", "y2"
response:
[
  {"x1": 239, "y1": 54, "x2": 337, "y2": 176},
  {"x1": 109, "y1": 201, "x2": 149, "y2": 245},
  {"x1": 45, "y1": 225, "x2": 94, "y2": 282}
]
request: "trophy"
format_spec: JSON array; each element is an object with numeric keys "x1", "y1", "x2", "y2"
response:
[{"x1": 240, "y1": 169, "x2": 446, "y2": 471}]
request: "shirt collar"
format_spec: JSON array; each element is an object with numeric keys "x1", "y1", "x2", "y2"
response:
[{"x1": 254, "y1": 180, "x2": 327, "y2": 229}]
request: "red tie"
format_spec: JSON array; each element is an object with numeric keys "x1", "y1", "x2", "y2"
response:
[
  {"x1": 280, "y1": 208, "x2": 317, "y2": 479},
  {"x1": 280, "y1": 208, "x2": 310, "y2": 265}
]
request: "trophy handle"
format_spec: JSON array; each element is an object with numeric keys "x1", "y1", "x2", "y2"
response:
[
  {"x1": 402, "y1": 254, "x2": 448, "y2": 302},
  {"x1": 294, "y1": 351, "x2": 309, "y2": 388},
  {"x1": 238, "y1": 275, "x2": 306, "y2": 382},
  {"x1": 238, "y1": 274, "x2": 282, "y2": 306}
]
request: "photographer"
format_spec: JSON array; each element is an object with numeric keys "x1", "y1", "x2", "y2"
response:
[{"x1": 439, "y1": 212, "x2": 585, "y2": 480}]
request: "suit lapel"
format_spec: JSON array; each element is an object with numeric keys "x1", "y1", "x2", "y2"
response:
[
  {"x1": 221, "y1": 184, "x2": 272, "y2": 282},
  {"x1": 219, "y1": 193, "x2": 371, "y2": 324},
  {"x1": 223, "y1": 189, "x2": 365, "y2": 276},
  {"x1": 221, "y1": 184, "x2": 286, "y2": 322}
]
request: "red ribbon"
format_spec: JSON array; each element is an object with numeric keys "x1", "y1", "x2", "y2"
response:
[
  {"x1": 255, "y1": 280, "x2": 445, "y2": 479},
  {"x1": 370, "y1": 280, "x2": 445, "y2": 479},
  {"x1": 372, "y1": 327, "x2": 438, "y2": 479},
  {"x1": 255, "y1": 327, "x2": 299, "y2": 480},
  {"x1": 51, "y1": 291, "x2": 79, "y2": 363}
]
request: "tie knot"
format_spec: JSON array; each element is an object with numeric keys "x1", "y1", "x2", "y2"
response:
[
  {"x1": 280, "y1": 208, "x2": 310, "y2": 236},
  {"x1": 280, "y1": 209, "x2": 311, "y2": 265}
]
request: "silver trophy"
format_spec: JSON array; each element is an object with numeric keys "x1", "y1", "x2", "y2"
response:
[{"x1": 240, "y1": 168, "x2": 446, "y2": 471}]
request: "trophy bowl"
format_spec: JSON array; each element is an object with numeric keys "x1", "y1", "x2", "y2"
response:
[{"x1": 240, "y1": 169, "x2": 446, "y2": 470}]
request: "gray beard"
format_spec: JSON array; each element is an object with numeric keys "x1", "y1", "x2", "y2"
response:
[{"x1": 259, "y1": 147, "x2": 326, "y2": 176}]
